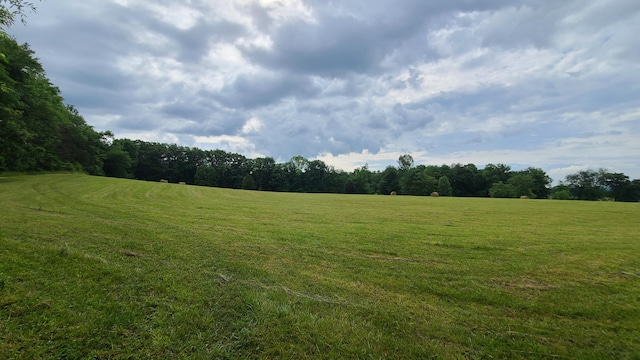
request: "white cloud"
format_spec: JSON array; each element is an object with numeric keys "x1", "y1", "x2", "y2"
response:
[
  {"x1": 242, "y1": 117, "x2": 264, "y2": 134},
  {"x1": 193, "y1": 135, "x2": 263, "y2": 157}
]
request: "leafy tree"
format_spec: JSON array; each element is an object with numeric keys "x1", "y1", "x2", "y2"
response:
[
  {"x1": 270, "y1": 163, "x2": 290, "y2": 191},
  {"x1": 282, "y1": 156, "x2": 308, "y2": 192},
  {"x1": 397, "y1": 154, "x2": 414, "y2": 171},
  {"x1": 450, "y1": 163, "x2": 481, "y2": 196},
  {"x1": 553, "y1": 189, "x2": 573, "y2": 200},
  {"x1": 599, "y1": 171, "x2": 629, "y2": 201},
  {"x1": 0, "y1": 34, "x2": 108, "y2": 173},
  {"x1": 522, "y1": 167, "x2": 552, "y2": 199},
  {"x1": 241, "y1": 174, "x2": 257, "y2": 190},
  {"x1": 109, "y1": 138, "x2": 138, "y2": 175},
  {"x1": 305, "y1": 159, "x2": 329, "y2": 192},
  {"x1": 508, "y1": 173, "x2": 535, "y2": 198},
  {"x1": 378, "y1": 166, "x2": 400, "y2": 195},
  {"x1": 194, "y1": 165, "x2": 218, "y2": 187},
  {"x1": 437, "y1": 176, "x2": 452, "y2": 196},
  {"x1": 565, "y1": 169, "x2": 606, "y2": 200},
  {"x1": 289, "y1": 155, "x2": 309, "y2": 173},
  {"x1": 251, "y1": 157, "x2": 276, "y2": 191},
  {"x1": 58, "y1": 106, "x2": 108, "y2": 175},
  {"x1": 0, "y1": 0, "x2": 38, "y2": 28},
  {"x1": 400, "y1": 167, "x2": 436, "y2": 196},
  {"x1": 212, "y1": 151, "x2": 248, "y2": 188},
  {"x1": 424, "y1": 164, "x2": 448, "y2": 179},
  {"x1": 103, "y1": 144, "x2": 132, "y2": 178},
  {"x1": 489, "y1": 182, "x2": 517, "y2": 198},
  {"x1": 135, "y1": 142, "x2": 168, "y2": 181},
  {"x1": 482, "y1": 164, "x2": 511, "y2": 186},
  {"x1": 616, "y1": 179, "x2": 640, "y2": 202},
  {"x1": 324, "y1": 168, "x2": 348, "y2": 194},
  {"x1": 347, "y1": 165, "x2": 373, "y2": 194}
]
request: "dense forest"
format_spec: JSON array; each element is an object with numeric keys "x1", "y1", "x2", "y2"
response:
[{"x1": 1, "y1": 30, "x2": 639, "y2": 201}]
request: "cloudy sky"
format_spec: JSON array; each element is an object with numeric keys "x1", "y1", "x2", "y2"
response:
[{"x1": 7, "y1": 0, "x2": 640, "y2": 181}]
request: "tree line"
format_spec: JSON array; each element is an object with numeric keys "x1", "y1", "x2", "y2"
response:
[
  {"x1": 1, "y1": 30, "x2": 639, "y2": 201},
  {"x1": 100, "y1": 142, "x2": 640, "y2": 201}
]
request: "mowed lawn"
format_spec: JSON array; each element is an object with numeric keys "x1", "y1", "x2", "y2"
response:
[{"x1": 1, "y1": 174, "x2": 638, "y2": 359}]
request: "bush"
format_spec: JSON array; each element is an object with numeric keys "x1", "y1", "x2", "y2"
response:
[
  {"x1": 553, "y1": 189, "x2": 573, "y2": 200},
  {"x1": 489, "y1": 182, "x2": 516, "y2": 198}
]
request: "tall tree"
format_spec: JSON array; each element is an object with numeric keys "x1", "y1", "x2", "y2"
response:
[
  {"x1": 379, "y1": 166, "x2": 400, "y2": 195},
  {"x1": 251, "y1": 157, "x2": 276, "y2": 191},
  {"x1": 450, "y1": 163, "x2": 481, "y2": 196},
  {"x1": 522, "y1": 167, "x2": 552, "y2": 199},
  {"x1": 194, "y1": 165, "x2": 218, "y2": 187},
  {"x1": 0, "y1": 34, "x2": 108, "y2": 173},
  {"x1": 400, "y1": 166, "x2": 436, "y2": 196},
  {"x1": 437, "y1": 176, "x2": 452, "y2": 196},
  {"x1": 508, "y1": 173, "x2": 535, "y2": 198},
  {"x1": 305, "y1": 159, "x2": 328, "y2": 192},
  {"x1": 347, "y1": 165, "x2": 373, "y2": 194},
  {"x1": 103, "y1": 141, "x2": 133, "y2": 178},
  {"x1": 397, "y1": 154, "x2": 414, "y2": 171},
  {"x1": 599, "y1": 171, "x2": 629, "y2": 201},
  {"x1": 565, "y1": 169, "x2": 605, "y2": 200},
  {"x1": 489, "y1": 182, "x2": 517, "y2": 198},
  {"x1": 482, "y1": 164, "x2": 511, "y2": 193}
]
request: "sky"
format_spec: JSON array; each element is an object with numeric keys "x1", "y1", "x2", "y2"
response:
[{"x1": 7, "y1": 0, "x2": 640, "y2": 182}]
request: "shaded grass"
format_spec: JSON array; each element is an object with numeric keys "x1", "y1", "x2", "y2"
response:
[{"x1": 1, "y1": 174, "x2": 639, "y2": 358}]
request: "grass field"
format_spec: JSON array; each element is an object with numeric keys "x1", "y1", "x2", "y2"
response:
[{"x1": 1, "y1": 174, "x2": 639, "y2": 359}]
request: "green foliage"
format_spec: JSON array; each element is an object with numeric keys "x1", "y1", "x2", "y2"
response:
[
  {"x1": 194, "y1": 165, "x2": 218, "y2": 187},
  {"x1": 437, "y1": 175, "x2": 452, "y2": 196},
  {"x1": 565, "y1": 169, "x2": 607, "y2": 200},
  {"x1": 346, "y1": 165, "x2": 373, "y2": 194},
  {"x1": 0, "y1": 34, "x2": 106, "y2": 174},
  {"x1": 450, "y1": 163, "x2": 482, "y2": 196},
  {"x1": 2, "y1": 174, "x2": 639, "y2": 358},
  {"x1": 489, "y1": 182, "x2": 517, "y2": 198},
  {"x1": 378, "y1": 166, "x2": 399, "y2": 194},
  {"x1": 250, "y1": 157, "x2": 276, "y2": 191},
  {"x1": 0, "y1": 0, "x2": 38, "y2": 28},
  {"x1": 103, "y1": 145, "x2": 133, "y2": 178},
  {"x1": 522, "y1": 167, "x2": 552, "y2": 198},
  {"x1": 241, "y1": 174, "x2": 257, "y2": 190},
  {"x1": 482, "y1": 163, "x2": 511, "y2": 186},
  {"x1": 552, "y1": 189, "x2": 573, "y2": 200},
  {"x1": 397, "y1": 154, "x2": 414, "y2": 171},
  {"x1": 508, "y1": 173, "x2": 535, "y2": 198},
  {"x1": 400, "y1": 166, "x2": 436, "y2": 196}
]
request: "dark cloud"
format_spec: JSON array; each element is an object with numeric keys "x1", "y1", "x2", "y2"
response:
[
  {"x1": 160, "y1": 101, "x2": 213, "y2": 121},
  {"x1": 216, "y1": 72, "x2": 322, "y2": 109},
  {"x1": 390, "y1": 103, "x2": 435, "y2": 132},
  {"x1": 142, "y1": 17, "x2": 247, "y2": 63},
  {"x1": 243, "y1": 16, "x2": 389, "y2": 76}
]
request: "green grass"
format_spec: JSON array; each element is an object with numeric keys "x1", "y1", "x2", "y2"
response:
[{"x1": 1, "y1": 174, "x2": 639, "y2": 359}]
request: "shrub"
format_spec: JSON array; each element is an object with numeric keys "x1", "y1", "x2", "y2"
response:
[
  {"x1": 489, "y1": 182, "x2": 516, "y2": 198},
  {"x1": 553, "y1": 189, "x2": 573, "y2": 200}
]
